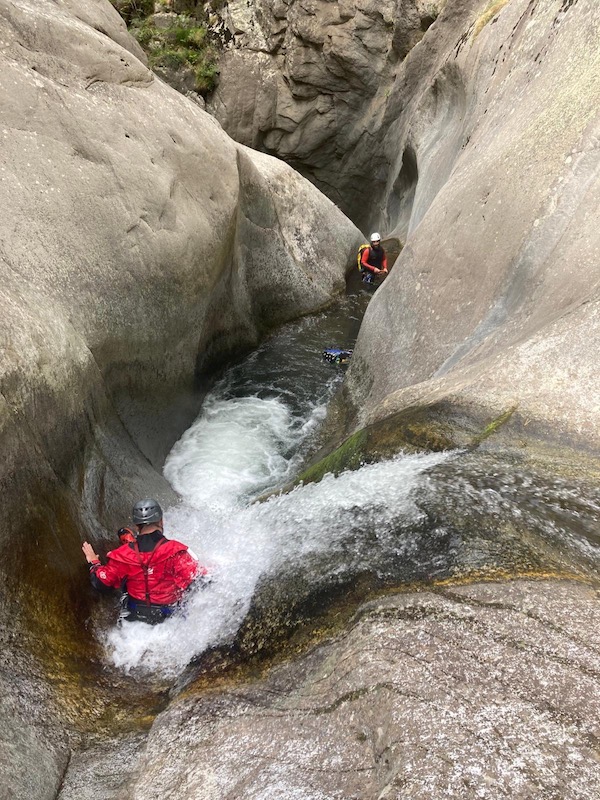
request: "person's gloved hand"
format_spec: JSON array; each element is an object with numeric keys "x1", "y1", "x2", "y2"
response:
[{"x1": 118, "y1": 526, "x2": 137, "y2": 544}]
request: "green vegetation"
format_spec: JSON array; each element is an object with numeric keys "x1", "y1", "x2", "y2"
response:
[
  {"x1": 130, "y1": 15, "x2": 219, "y2": 94},
  {"x1": 109, "y1": 0, "x2": 220, "y2": 95},
  {"x1": 473, "y1": 0, "x2": 511, "y2": 38},
  {"x1": 292, "y1": 402, "x2": 523, "y2": 490},
  {"x1": 471, "y1": 405, "x2": 517, "y2": 447},
  {"x1": 296, "y1": 429, "x2": 369, "y2": 486},
  {"x1": 111, "y1": 0, "x2": 154, "y2": 25}
]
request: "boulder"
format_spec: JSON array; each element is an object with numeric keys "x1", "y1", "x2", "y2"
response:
[
  {"x1": 0, "y1": 0, "x2": 361, "y2": 793},
  {"x1": 117, "y1": 580, "x2": 600, "y2": 799}
]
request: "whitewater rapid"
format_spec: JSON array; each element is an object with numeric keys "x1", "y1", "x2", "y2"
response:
[
  {"x1": 103, "y1": 314, "x2": 451, "y2": 675},
  {"x1": 101, "y1": 298, "x2": 600, "y2": 677}
]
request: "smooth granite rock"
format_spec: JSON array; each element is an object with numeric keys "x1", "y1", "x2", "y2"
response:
[
  {"x1": 0, "y1": 0, "x2": 361, "y2": 795},
  {"x1": 112, "y1": 579, "x2": 600, "y2": 800},
  {"x1": 340, "y1": 0, "x2": 600, "y2": 456}
]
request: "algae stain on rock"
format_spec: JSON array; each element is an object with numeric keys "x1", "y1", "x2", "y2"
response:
[
  {"x1": 296, "y1": 429, "x2": 368, "y2": 485},
  {"x1": 469, "y1": 404, "x2": 518, "y2": 448},
  {"x1": 294, "y1": 405, "x2": 459, "y2": 488},
  {"x1": 473, "y1": 0, "x2": 512, "y2": 39},
  {"x1": 10, "y1": 496, "x2": 168, "y2": 736}
]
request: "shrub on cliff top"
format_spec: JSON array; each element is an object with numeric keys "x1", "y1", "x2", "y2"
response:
[
  {"x1": 110, "y1": 0, "x2": 153, "y2": 25},
  {"x1": 130, "y1": 16, "x2": 219, "y2": 94}
]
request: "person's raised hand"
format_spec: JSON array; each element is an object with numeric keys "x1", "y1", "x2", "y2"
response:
[{"x1": 82, "y1": 542, "x2": 100, "y2": 563}]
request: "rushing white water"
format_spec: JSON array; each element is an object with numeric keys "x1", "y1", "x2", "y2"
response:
[
  {"x1": 103, "y1": 353, "x2": 450, "y2": 676},
  {"x1": 163, "y1": 393, "x2": 327, "y2": 510},
  {"x1": 101, "y1": 299, "x2": 600, "y2": 677}
]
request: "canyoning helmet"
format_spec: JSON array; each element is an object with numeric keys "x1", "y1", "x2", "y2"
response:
[
  {"x1": 370, "y1": 232, "x2": 381, "y2": 244},
  {"x1": 132, "y1": 498, "x2": 163, "y2": 526}
]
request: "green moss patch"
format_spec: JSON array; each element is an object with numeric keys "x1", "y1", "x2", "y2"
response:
[
  {"x1": 295, "y1": 404, "x2": 459, "y2": 488},
  {"x1": 470, "y1": 405, "x2": 517, "y2": 447},
  {"x1": 297, "y1": 429, "x2": 369, "y2": 485},
  {"x1": 291, "y1": 400, "x2": 533, "y2": 490},
  {"x1": 131, "y1": 16, "x2": 219, "y2": 93}
]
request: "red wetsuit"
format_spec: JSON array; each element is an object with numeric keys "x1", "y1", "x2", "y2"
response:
[
  {"x1": 90, "y1": 534, "x2": 203, "y2": 606},
  {"x1": 360, "y1": 245, "x2": 388, "y2": 274}
]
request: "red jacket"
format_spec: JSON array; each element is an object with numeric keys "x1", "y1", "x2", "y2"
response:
[
  {"x1": 361, "y1": 245, "x2": 388, "y2": 273},
  {"x1": 91, "y1": 538, "x2": 202, "y2": 606}
]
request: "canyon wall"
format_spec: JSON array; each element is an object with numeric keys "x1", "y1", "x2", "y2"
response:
[
  {"x1": 3, "y1": 0, "x2": 600, "y2": 797},
  {"x1": 208, "y1": 0, "x2": 449, "y2": 224},
  {"x1": 344, "y1": 0, "x2": 600, "y2": 458},
  {"x1": 0, "y1": 1, "x2": 361, "y2": 795},
  {"x1": 208, "y1": 0, "x2": 600, "y2": 458}
]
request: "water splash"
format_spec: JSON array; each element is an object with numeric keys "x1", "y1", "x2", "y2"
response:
[
  {"x1": 163, "y1": 394, "x2": 327, "y2": 510},
  {"x1": 101, "y1": 296, "x2": 600, "y2": 677},
  {"x1": 104, "y1": 448, "x2": 450, "y2": 676}
]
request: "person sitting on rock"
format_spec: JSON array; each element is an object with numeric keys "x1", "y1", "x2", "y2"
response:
[
  {"x1": 360, "y1": 232, "x2": 388, "y2": 284},
  {"x1": 82, "y1": 498, "x2": 207, "y2": 624}
]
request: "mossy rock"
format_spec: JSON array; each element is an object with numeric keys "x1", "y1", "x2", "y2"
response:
[
  {"x1": 296, "y1": 396, "x2": 600, "y2": 490},
  {"x1": 295, "y1": 403, "x2": 464, "y2": 488},
  {"x1": 115, "y1": 6, "x2": 220, "y2": 96}
]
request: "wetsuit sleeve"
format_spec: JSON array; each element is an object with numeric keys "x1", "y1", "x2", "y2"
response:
[
  {"x1": 171, "y1": 550, "x2": 201, "y2": 591},
  {"x1": 90, "y1": 558, "x2": 128, "y2": 592},
  {"x1": 382, "y1": 251, "x2": 388, "y2": 270},
  {"x1": 360, "y1": 246, "x2": 376, "y2": 273}
]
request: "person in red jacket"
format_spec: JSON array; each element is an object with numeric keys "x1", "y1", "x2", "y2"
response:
[
  {"x1": 360, "y1": 232, "x2": 388, "y2": 284},
  {"x1": 82, "y1": 498, "x2": 206, "y2": 624}
]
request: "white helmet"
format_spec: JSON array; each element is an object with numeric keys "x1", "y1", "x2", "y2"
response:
[{"x1": 370, "y1": 232, "x2": 381, "y2": 243}]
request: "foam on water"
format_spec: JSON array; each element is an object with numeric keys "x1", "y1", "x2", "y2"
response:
[
  {"x1": 162, "y1": 393, "x2": 326, "y2": 510},
  {"x1": 104, "y1": 442, "x2": 450, "y2": 676}
]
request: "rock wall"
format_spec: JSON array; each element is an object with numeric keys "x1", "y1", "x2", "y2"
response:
[
  {"x1": 0, "y1": 0, "x2": 360, "y2": 535},
  {"x1": 207, "y1": 0, "x2": 446, "y2": 221},
  {"x1": 0, "y1": 0, "x2": 361, "y2": 795},
  {"x1": 342, "y1": 0, "x2": 600, "y2": 456},
  {"x1": 210, "y1": 0, "x2": 600, "y2": 460}
]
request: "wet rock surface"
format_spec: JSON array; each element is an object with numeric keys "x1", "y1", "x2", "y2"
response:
[
  {"x1": 0, "y1": 0, "x2": 360, "y2": 793},
  {"x1": 340, "y1": 0, "x2": 600, "y2": 457},
  {"x1": 0, "y1": 0, "x2": 360, "y2": 515},
  {"x1": 105, "y1": 579, "x2": 600, "y2": 799}
]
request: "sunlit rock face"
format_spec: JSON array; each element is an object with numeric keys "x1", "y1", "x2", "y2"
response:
[
  {"x1": 209, "y1": 0, "x2": 600, "y2": 458},
  {"x1": 342, "y1": 0, "x2": 600, "y2": 455},
  {"x1": 0, "y1": 0, "x2": 360, "y2": 536},
  {"x1": 116, "y1": 580, "x2": 600, "y2": 800},
  {"x1": 0, "y1": 0, "x2": 360, "y2": 794},
  {"x1": 208, "y1": 0, "x2": 446, "y2": 218}
]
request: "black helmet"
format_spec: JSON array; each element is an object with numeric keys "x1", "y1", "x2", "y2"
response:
[{"x1": 132, "y1": 498, "x2": 163, "y2": 525}]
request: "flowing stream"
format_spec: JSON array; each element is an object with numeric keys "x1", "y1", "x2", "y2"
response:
[{"x1": 101, "y1": 286, "x2": 600, "y2": 678}]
